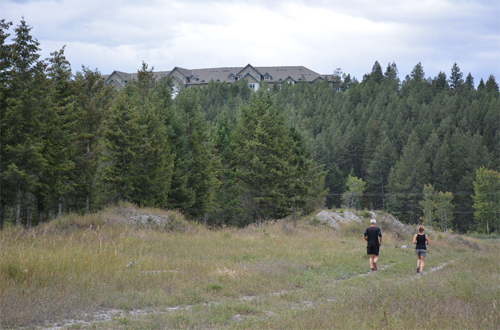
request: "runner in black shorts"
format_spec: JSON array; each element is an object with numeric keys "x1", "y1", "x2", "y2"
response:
[{"x1": 364, "y1": 219, "x2": 382, "y2": 272}]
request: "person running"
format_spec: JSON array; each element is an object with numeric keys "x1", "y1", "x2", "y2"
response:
[
  {"x1": 364, "y1": 219, "x2": 382, "y2": 272},
  {"x1": 413, "y1": 226, "x2": 430, "y2": 274}
]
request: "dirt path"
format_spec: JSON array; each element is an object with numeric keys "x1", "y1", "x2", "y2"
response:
[{"x1": 37, "y1": 259, "x2": 457, "y2": 329}]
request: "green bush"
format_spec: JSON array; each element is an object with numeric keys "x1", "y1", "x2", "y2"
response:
[{"x1": 309, "y1": 216, "x2": 320, "y2": 226}]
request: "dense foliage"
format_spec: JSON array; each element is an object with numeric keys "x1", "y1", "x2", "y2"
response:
[{"x1": 1, "y1": 20, "x2": 499, "y2": 232}]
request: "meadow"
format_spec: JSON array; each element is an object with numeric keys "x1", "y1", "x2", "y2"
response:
[{"x1": 1, "y1": 204, "x2": 499, "y2": 329}]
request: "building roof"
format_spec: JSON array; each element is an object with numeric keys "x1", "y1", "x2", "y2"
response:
[{"x1": 103, "y1": 65, "x2": 332, "y2": 86}]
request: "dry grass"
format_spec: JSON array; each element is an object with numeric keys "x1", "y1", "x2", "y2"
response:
[{"x1": 0, "y1": 206, "x2": 499, "y2": 329}]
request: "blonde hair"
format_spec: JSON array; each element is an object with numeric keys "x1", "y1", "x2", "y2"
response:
[{"x1": 418, "y1": 226, "x2": 425, "y2": 233}]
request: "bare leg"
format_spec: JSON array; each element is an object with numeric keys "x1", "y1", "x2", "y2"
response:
[
  {"x1": 420, "y1": 256, "x2": 425, "y2": 271},
  {"x1": 374, "y1": 255, "x2": 379, "y2": 264},
  {"x1": 417, "y1": 255, "x2": 421, "y2": 268},
  {"x1": 369, "y1": 255, "x2": 374, "y2": 268}
]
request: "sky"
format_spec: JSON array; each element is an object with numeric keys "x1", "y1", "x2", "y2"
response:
[{"x1": 2, "y1": 0, "x2": 500, "y2": 85}]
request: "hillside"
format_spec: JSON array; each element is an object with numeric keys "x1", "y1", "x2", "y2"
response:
[{"x1": 1, "y1": 205, "x2": 498, "y2": 329}]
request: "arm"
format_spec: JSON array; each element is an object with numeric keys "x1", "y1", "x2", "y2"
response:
[
  {"x1": 413, "y1": 234, "x2": 417, "y2": 244},
  {"x1": 426, "y1": 234, "x2": 430, "y2": 246},
  {"x1": 378, "y1": 236, "x2": 382, "y2": 246}
]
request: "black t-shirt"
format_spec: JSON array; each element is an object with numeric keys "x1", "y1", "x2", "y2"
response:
[{"x1": 364, "y1": 226, "x2": 382, "y2": 246}]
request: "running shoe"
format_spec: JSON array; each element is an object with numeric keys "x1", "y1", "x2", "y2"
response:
[
  {"x1": 416, "y1": 267, "x2": 420, "y2": 274},
  {"x1": 373, "y1": 262, "x2": 377, "y2": 271}
]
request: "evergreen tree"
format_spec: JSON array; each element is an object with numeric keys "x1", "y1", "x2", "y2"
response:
[
  {"x1": 431, "y1": 71, "x2": 448, "y2": 93},
  {"x1": 73, "y1": 66, "x2": 113, "y2": 212},
  {"x1": 0, "y1": 19, "x2": 13, "y2": 226},
  {"x1": 365, "y1": 137, "x2": 397, "y2": 209},
  {"x1": 449, "y1": 62, "x2": 463, "y2": 92},
  {"x1": 388, "y1": 131, "x2": 430, "y2": 224},
  {"x1": 286, "y1": 126, "x2": 326, "y2": 226},
  {"x1": 40, "y1": 46, "x2": 79, "y2": 220},
  {"x1": 465, "y1": 72, "x2": 474, "y2": 89},
  {"x1": 169, "y1": 89, "x2": 219, "y2": 220},
  {"x1": 101, "y1": 63, "x2": 174, "y2": 207},
  {"x1": 211, "y1": 110, "x2": 242, "y2": 226},
  {"x1": 485, "y1": 75, "x2": 499, "y2": 93},
  {"x1": 1, "y1": 19, "x2": 49, "y2": 226},
  {"x1": 232, "y1": 90, "x2": 294, "y2": 225},
  {"x1": 477, "y1": 78, "x2": 485, "y2": 91}
]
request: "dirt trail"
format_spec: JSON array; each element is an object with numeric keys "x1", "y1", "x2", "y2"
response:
[{"x1": 37, "y1": 259, "x2": 457, "y2": 329}]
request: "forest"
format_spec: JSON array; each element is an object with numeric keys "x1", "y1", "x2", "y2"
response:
[{"x1": 1, "y1": 19, "x2": 499, "y2": 233}]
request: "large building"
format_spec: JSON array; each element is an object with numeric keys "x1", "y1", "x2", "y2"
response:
[{"x1": 103, "y1": 64, "x2": 334, "y2": 92}]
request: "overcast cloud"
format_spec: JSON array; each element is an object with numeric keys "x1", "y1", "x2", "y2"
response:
[{"x1": 2, "y1": 0, "x2": 499, "y2": 84}]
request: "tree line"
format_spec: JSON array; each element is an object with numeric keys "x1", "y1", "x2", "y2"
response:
[
  {"x1": 0, "y1": 19, "x2": 325, "y2": 228},
  {"x1": 1, "y1": 19, "x2": 499, "y2": 232}
]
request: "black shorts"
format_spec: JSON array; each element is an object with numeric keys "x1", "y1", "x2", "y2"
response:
[{"x1": 367, "y1": 246, "x2": 380, "y2": 256}]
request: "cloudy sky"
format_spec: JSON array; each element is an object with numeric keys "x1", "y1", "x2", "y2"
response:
[{"x1": 3, "y1": 0, "x2": 499, "y2": 84}]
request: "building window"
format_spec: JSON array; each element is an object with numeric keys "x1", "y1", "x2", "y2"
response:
[
  {"x1": 238, "y1": 74, "x2": 242, "y2": 79},
  {"x1": 256, "y1": 74, "x2": 260, "y2": 81},
  {"x1": 265, "y1": 74, "x2": 270, "y2": 80},
  {"x1": 248, "y1": 83, "x2": 255, "y2": 89},
  {"x1": 229, "y1": 74, "x2": 234, "y2": 80}
]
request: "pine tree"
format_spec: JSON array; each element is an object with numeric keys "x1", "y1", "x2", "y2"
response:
[
  {"x1": 388, "y1": 131, "x2": 430, "y2": 224},
  {"x1": 477, "y1": 78, "x2": 485, "y2": 91},
  {"x1": 465, "y1": 73, "x2": 474, "y2": 89},
  {"x1": 1, "y1": 19, "x2": 49, "y2": 226},
  {"x1": 0, "y1": 19, "x2": 13, "y2": 227},
  {"x1": 40, "y1": 46, "x2": 79, "y2": 220},
  {"x1": 449, "y1": 62, "x2": 463, "y2": 92},
  {"x1": 100, "y1": 63, "x2": 174, "y2": 207},
  {"x1": 168, "y1": 89, "x2": 219, "y2": 219},
  {"x1": 485, "y1": 75, "x2": 499, "y2": 93},
  {"x1": 232, "y1": 90, "x2": 294, "y2": 225},
  {"x1": 211, "y1": 109, "x2": 242, "y2": 226},
  {"x1": 286, "y1": 126, "x2": 326, "y2": 226},
  {"x1": 73, "y1": 66, "x2": 113, "y2": 212}
]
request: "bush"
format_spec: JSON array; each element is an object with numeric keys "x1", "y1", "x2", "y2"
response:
[{"x1": 309, "y1": 216, "x2": 320, "y2": 226}]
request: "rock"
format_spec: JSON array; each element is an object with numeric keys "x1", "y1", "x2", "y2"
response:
[
  {"x1": 314, "y1": 210, "x2": 341, "y2": 229},
  {"x1": 313, "y1": 210, "x2": 365, "y2": 229},
  {"x1": 401, "y1": 245, "x2": 408, "y2": 248}
]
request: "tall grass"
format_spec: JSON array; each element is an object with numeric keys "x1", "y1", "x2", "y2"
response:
[{"x1": 1, "y1": 205, "x2": 498, "y2": 329}]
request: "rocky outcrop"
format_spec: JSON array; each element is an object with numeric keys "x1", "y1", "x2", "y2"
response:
[
  {"x1": 313, "y1": 210, "x2": 368, "y2": 229},
  {"x1": 312, "y1": 209, "x2": 414, "y2": 239}
]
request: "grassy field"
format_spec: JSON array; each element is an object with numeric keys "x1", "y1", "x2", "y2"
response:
[{"x1": 1, "y1": 204, "x2": 499, "y2": 329}]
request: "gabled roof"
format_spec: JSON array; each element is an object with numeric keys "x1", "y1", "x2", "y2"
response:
[
  {"x1": 103, "y1": 65, "x2": 328, "y2": 87},
  {"x1": 236, "y1": 64, "x2": 263, "y2": 77}
]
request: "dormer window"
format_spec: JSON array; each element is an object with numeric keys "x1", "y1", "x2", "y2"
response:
[
  {"x1": 229, "y1": 74, "x2": 235, "y2": 81},
  {"x1": 264, "y1": 74, "x2": 270, "y2": 80}
]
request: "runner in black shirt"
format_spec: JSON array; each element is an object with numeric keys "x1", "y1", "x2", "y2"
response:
[{"x1": 364, "y1": 219, "x2": 382, "y2": 272}]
